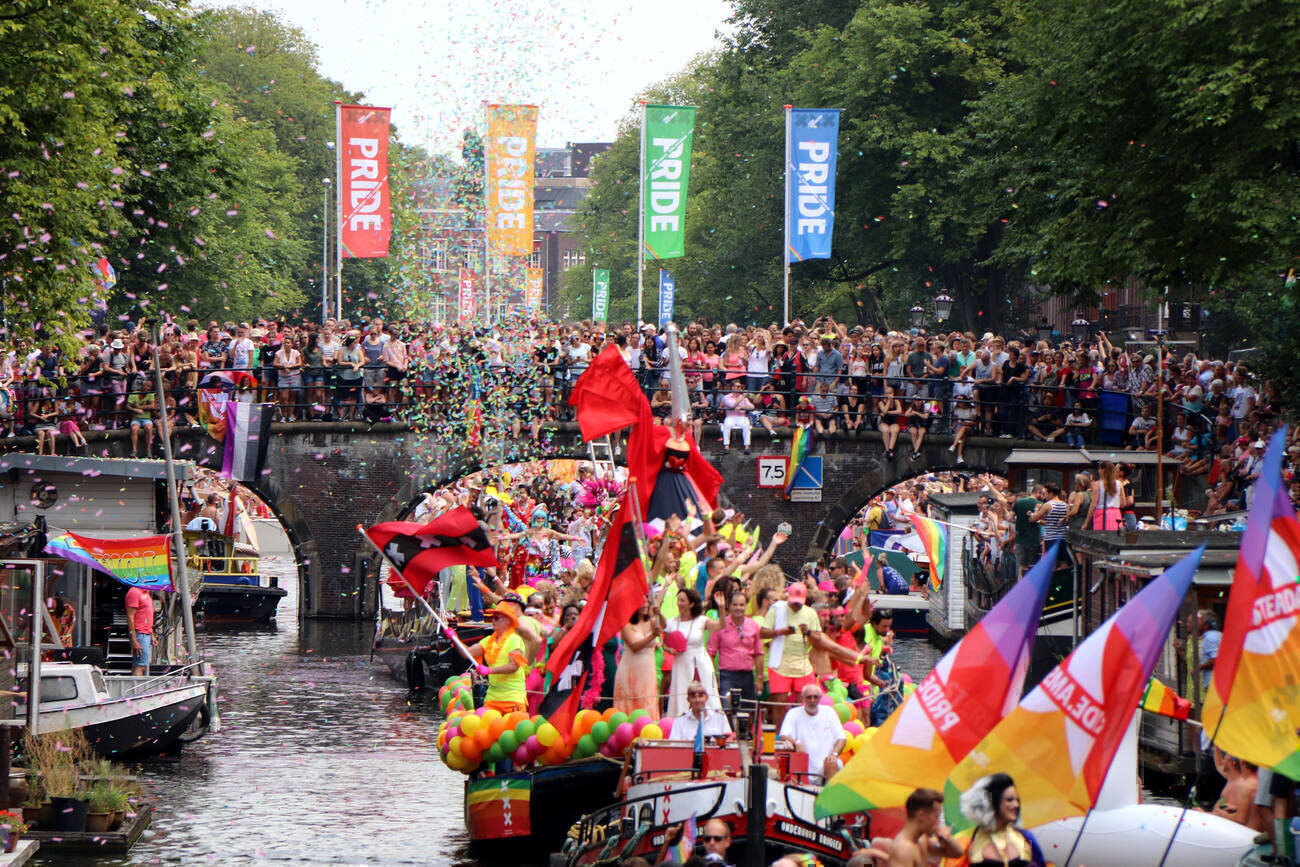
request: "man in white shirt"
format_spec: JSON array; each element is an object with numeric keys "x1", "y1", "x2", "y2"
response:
[
  {"x1": 778, "y1": 682, "x2": 845, "y2": 784},
  {"x1": 672, "y1": 681, "x2": 732, "y2": 743},
  {"x1": 227, "y1": 324, "x2": 256, "y2": 371}
]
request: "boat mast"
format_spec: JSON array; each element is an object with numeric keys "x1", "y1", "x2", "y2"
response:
[{"x1": 150, "y1": 322, "x2": 199, "y2": 662}]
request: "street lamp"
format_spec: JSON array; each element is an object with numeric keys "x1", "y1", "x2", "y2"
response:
[
  {"x1": 326, "y1": 140, "x2": 338, "y2": 322},
  {"x1": 1071, "y1": 317, "x2": 1091, "y2": 343},
  {"x1": 1035, "y1": 319, "x2": 1054, "y2": 343},
  {"x1": 909, "y1": 305, "x2": 925, "y2": 329},
  {"x1": 320, "y1": 177, "x2": 331, "y2": 325},
  {"x1": 934, "y1": 293, "x2": 954, "y2": 324}
]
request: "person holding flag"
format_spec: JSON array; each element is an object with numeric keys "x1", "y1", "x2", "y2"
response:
[{"x1": 468, "y1": 604, "x2": 529, "y2": 715}]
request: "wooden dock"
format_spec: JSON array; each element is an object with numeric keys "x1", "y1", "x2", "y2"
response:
[
  {"x1": 26, "y1": 803, "x2": 151, "y2": 854},
  {"x1": 0, "y1": 839, "x2": 38, "y2": 867}
]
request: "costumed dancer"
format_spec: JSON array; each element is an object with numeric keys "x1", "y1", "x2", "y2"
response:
[
  {"x1": 952, "y1": 773, "x2": 1047, "y2": 866},
  {"x1": 469, "y1": 604, "x2": 530, "y2": 715}
]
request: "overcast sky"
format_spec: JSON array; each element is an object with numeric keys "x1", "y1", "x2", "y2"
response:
[{"x1": 203, "y1": 0, "x2": 733, "y2": 154}]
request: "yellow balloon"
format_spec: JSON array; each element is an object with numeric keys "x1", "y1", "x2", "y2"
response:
[
  {"x1": 641, "y1": 724, "x2": 664, "y2": 740},
  {"x1": 537, "y1": 722, "x2": 559, "y2": 748},
  {"x1": 460, "y1": 714, "x2": 482, "y2": 736},
  {"x1": 480, "y1": 708, "x2": 502, "y2": 727}
]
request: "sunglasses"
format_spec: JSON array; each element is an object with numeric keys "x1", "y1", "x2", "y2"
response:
[{"x1": 699, "y1": 834, "x2": 727, "y2": 842}]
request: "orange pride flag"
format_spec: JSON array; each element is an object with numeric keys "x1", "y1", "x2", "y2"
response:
[
  {"x1": 485, "y1": 104, "x2": 538, "y2": 257},
  {"x1": 1201, "y1": 428, "x2": 1300, "y2": 776},
  {"x1": 945, "y1": 545, "x2": 1203, "y2": 830}
]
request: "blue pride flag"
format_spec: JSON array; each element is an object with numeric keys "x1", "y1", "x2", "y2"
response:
[
  {"x1": 786, "y1": 108, "x2": 841, "y2": 262},
  {"x1": 657, "y1": 269, "x2": 676, "y2": 329}
]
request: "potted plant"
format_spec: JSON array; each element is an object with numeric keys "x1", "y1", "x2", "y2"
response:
[
  {"x1": 85, "y1": 784, "x2": 114, "y2": 833},
  {"x1": 103, "y1": 789, "x2": 129, "y2": 831},
  {"x1": 0, "y1": 810, "x2": 28, "y2": 853},
  {"x1": 43, "y1": 761, "x2": 88, "y2": 833}
]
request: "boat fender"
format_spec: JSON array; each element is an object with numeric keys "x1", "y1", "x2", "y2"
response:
[{"x1": 178, "y1": 700, "x2": 213, "y2": 744}]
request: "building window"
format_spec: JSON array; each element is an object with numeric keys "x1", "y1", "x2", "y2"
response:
[
  {"x1": 575, "y1": 250, "x2": 586, "y2": 266},
  {"x1": 530, "y1": 242, "x2": 542, "y2": 269},
  {"x1": 419, "y1": 237, "x2": 447, "y2": 272}
]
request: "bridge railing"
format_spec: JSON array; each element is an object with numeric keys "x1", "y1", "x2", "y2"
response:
[{"x1": 3, "y1": 362, "x2": 1220, "y2": 460}]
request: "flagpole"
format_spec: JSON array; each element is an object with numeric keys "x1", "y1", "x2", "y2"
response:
[
  {"x1": 637, "y1": 99, "x2": 647, "y2": 326},
  {"x1": 783, "y1": 103, "x2": 793, "y2": 327},
  {"x1": 334, "y1": 100, "x2": 344, "y2": 322},
  {"x1": 150, "y1": 323, "x2": 198, "y2": 662},
  {"x1": 592, "y1": 268, "x2": 597, "y2": 321},
  {"x1": 355, "y1": 525, "x2": 477, "y2": 665},
  {"x1": 483, "y1": 105, "x2": 492, "y2": 326}
]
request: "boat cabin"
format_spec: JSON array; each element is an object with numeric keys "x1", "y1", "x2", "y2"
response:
[{"x1": 1068, "y1": 527, "x2": 1240, "y2": 787}]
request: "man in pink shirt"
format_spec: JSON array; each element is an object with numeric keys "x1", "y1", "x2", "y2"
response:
[
  {"x1": 125, "y1": 586, "x2": 154, "y2": 675},
  {"x1": 708, "y1": 591, "x2": 762, "y2": 728}
]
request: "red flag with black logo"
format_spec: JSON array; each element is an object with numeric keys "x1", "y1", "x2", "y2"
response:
[{"x1": 364, "y1": 507, "x2": 498, "y2": 598}]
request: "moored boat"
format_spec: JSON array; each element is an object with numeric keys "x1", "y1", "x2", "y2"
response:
[
  {"x1": 373, "y1": 609, "x2": 489, "y2": 689},
  {"x1": 188, "y1": 530, "x2": 287, "y2": 624}
]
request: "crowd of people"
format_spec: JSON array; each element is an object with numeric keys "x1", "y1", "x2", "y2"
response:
[{"x1": 1, "y1": 314, "x2": 1287, "y2": 473}]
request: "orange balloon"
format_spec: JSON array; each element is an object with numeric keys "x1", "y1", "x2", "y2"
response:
[
  {"x1": 574, "y1": 709, "x2": 598, "y2": 735},
  {"x1": 601, "y1": 707, "x2": 618, "y2": 723},
  {"x1": 505, "y1": 711, "x2": 529, "y2": 729},
  {"x1": 460, "y1": 738, "x2": 483, "y2": 761},
  {"x1": 488, "y1": 717, "x2": 507, "y2": 740},
  {"x1": 475, "y1": 726, "x2": 494, "y2": 750}
]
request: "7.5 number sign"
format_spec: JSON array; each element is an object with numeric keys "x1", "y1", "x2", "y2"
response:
[{"x1": 756, "y1": 456, "x2": 789, "y2": 489}]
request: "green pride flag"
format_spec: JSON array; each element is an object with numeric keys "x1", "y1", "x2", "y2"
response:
[
  {"x1": 642, "y1": 104, "x2": 696, "y2": 260},
  {"x1": 592, "y1": 268, "x2": 610, "y2": 320}
]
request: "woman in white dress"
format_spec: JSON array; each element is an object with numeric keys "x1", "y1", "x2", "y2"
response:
[{"x1": 664, "y1": 587, "x2": 722, "y2": 718}]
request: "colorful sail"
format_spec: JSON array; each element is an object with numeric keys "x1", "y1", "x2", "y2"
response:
[
  {"x1": 44, "y1": 532, "x2": 173, "y2": 592},
  {"x1": 945, "y1": 545, "x2": 1204, "y2": 830},
  {"x1": 1201, "y1": 427, "x2": 1300, "y2": 776},
  {"x1": 782, "y1": 424, "x2": 812, "y2": 499},
  {"x1": 1140, "y1": 677, "x2": 1191, "y2": 721},
  {"x1": 815, "y1": 544, "x2": 1057, "y2": 818},
  {"x1": 907, "y1": 514, "x2": 948, "y2": 593}
]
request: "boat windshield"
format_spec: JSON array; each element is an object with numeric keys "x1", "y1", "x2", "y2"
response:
[{"x1": 91, "y1": 668, "x2": 108, "y2": 695}]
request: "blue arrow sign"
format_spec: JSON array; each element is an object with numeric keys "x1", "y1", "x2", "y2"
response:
[{"x1": 790, "y1": 455, "x2": 823, "y2": 489}]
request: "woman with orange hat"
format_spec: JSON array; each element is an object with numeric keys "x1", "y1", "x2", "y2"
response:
[{"x1": 470, "y1": 605, "x2": 529, "y2": 715}]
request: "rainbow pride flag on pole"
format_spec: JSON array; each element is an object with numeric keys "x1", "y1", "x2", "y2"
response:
[
  {"x1": 782, "y1": 423, "x2": 813, "y2": 499},
  {"x1": 44, "y1": 532, "x2": 174, "y2": 592},
  {"x1": 1201, "y1": 427, "x2": 1300, "y2": 777},
  {"x1": 816, "y1": 543, "x2": 1057, "y2": 819},
  {"x1": 945, "y1": 544, "x2": 1203, "y2": 830},
  {"x1": 1141, "y1": 677, "x2": 1191, "y2": 720},
  {"x1": 907, "y1": 513, "x2": 948, "y2": 593}
]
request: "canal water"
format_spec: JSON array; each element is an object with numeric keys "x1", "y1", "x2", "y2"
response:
[{"x1": 41, "y1": 521, "x2": 943, "y2": 866}]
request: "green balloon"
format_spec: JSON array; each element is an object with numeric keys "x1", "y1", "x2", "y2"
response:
[
  {"x1": 577, "y1": 734, "x2": 597, "y2": 756},
  {"x1": 834, "y1": 702, "x2": 851, "y2": 723},
  {"x1": 498, "y1": 730, "x2": 519, "y2": 754},
  {"x1": 629, "y1": 709, "x2": 650, "y2": 722},
  {"x1": 486, "y1": 743, "x2": 506, "y2": 763},
  {"x1": 591, "y1": 721, "x2": 611, "y2": 744},
  {"x1": 608, "y1": 712, "x2": 629, "y2": 730},
  {"x1": 515, "y1": 719, "x2": 536, "y2": 741}
]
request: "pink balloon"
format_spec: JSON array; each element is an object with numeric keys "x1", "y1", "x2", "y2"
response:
[
  {"x1": 632, "y1": 716, "x2": 650, "y2": 734},
  {"x1": 659, "y1": 718, "x2": 674, "y2": 738},
  {"x1": 513, "y1": 745, "x2": 531, "y2": 764},
  {"x1": 819, "y1": 695, "x2": 834, "y2": 706},
  {"x1": 614, "y1": 722, "x2": 635, "y2": 745},
  {"x1": 524, "y1": 735, "x2": 542, "y2": 756}
]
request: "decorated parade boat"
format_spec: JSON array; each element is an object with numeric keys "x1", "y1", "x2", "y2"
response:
[{"x1": 556, "y1": 704, "x2": 870, "y2": 867}]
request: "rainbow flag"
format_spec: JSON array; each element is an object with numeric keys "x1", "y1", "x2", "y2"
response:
[
  {"x1": 783, "y1": 424, "x2": 813, "y2": 499},
  {"x1": 816, "y1": 543, "x2": 1057, "y2": 818},
  {"x1": 466, "y1": 776, "x2": 531, "y2": 839},
  {"x1": 907, "y1": 513, "x2": 947, "y2": 593},
  {"x1": 671, "y1": 811, "x2": 697, "y2": 862},
  {"x1": 945, "y1": 544, "x2": 1204, "y2": 830},
  {"x1": 44, "y1": 532, "x2": 173, "y2": 592},
  {"x1": 1140, "y1": 677, "x2": 1191, "y2": 720},
  {"x1": 1201, "y1": 427, "x2": 1300, "y2": 777}
]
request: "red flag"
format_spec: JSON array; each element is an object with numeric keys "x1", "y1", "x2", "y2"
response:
[
  {"x1": 542, "y1": 351, "x2": 721, "y2": 731},
  {"x1": 365, "y1": 507, "x2": 498, "y2": 597},
  {"x1": 338, "y1": 104, "x2": 392, "y2": 258}
]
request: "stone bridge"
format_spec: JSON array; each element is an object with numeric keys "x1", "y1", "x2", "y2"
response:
[{"x1": 19, "y1": 421, "x2": 1064, "y2": 618}]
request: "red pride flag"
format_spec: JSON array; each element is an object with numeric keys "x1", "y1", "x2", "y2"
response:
[{"x1": 338, "y1": 104, "x2": 392, "y2": 258}]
